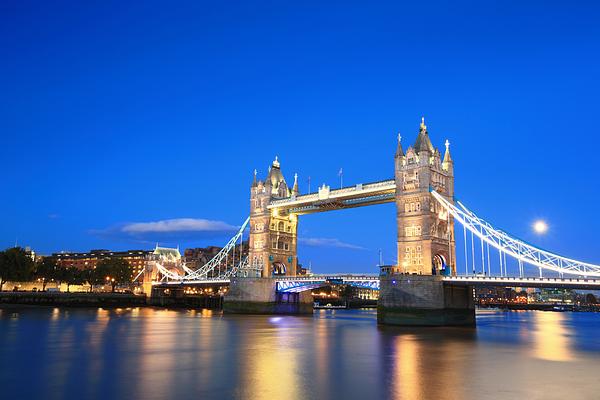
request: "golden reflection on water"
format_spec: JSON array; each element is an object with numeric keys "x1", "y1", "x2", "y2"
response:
[
  {"x1": 388, "y1": 331, "x2": 467, "y2": 400},
  {"x1": 532, "y1": 311, "x2": 573, "y2": 362},
  {"x1": 240, "y1": 317, "x2": 306, "y2": 400},
  {"x1": 136, "y1": 309, "x2": 179, "y2": 400},
  {"x1": 393, "y1": 334, "x2": 421, "y2": 399}
]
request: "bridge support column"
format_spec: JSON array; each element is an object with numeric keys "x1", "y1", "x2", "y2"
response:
[
  {"x1": 378, "y1": 275, "x2": 475, "y2": 326},
  {"x1": 223, "y1": 277, "x2": 313, "y2": 315}
]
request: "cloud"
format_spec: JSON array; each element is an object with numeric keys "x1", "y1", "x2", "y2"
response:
[
  {"x1": 91, "y1": 218, "x2": 239, "y2": 241},
  {"x1": 299, "y1": 237, "x2": 366, "y2": 250},
  {"x1": 122, "y1": 218, "x2": 236, "y2": 234}
]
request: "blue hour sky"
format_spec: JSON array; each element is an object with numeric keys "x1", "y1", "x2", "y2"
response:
[{"x1": 1, "y1": 1, "x2": 600, "y2": 274}]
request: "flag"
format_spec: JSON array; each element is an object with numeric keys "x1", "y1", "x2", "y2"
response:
[{"x1": 338, "y1": 168, "x2": 343, "y2": 176}]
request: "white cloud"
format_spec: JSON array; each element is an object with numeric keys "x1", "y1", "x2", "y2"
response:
[
  {"x1": 299, "y1": 237, "x2": 365, "y2": 250},
  {"x1": 91, "y1": 218, "x2": 239, "y2": 241},
  {"x1": 121, "y1": 218, "x2": 237, "y2": 234}
]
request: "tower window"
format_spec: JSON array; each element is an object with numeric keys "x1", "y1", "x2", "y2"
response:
[{"x1": 278, "y1": 221, "x2": 285, "y2": 231}]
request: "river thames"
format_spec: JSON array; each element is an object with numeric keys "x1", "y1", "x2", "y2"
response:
[{"x1": 1, "y1": 307, "x2": 599, "y2": 400}]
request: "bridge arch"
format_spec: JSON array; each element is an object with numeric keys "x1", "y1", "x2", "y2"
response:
[{"x1": 432, "y1": 254, "x2": 447, "y2": 275}]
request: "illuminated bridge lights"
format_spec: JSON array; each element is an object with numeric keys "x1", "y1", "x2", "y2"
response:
[{"x1": 275, "y1": 275, "x2": 380, "y2": 293}]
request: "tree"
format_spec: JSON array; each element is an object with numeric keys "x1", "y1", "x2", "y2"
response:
[
  {"x1": 84, "y1": 267, "x2": 104, "y2": 293},
  {"x1": 63, "y1": 267, "x2": 85, "y2": 292},
  {"x1": 0, "y1": 247, "x2": 35, "y2": 291},
  {"x1": 35, "y1": 257, "x2": 58, "y2": 291},
  {"x1": 96, "y1": 258, "x2": 133, "y2": 292}
]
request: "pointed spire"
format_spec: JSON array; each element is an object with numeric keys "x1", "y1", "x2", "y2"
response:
[
  {"x1": 292, "y1": 173, "x2": 299, "y2": 194},
  {"x1": 395, "y1": 133, "x2": 404, "y2": 157},
  {"x1": 414, "y1": 116, "x2": 434, "y2": 153},
  {"x1": 443, "y1": 139, "x2": 453, "y2": 164},
  {"x1": 266, "y1": 156, "x2": 285, "y2": 188},
  {"x1": 252, "y1": 169, "x2": 258, "y2": 187}
]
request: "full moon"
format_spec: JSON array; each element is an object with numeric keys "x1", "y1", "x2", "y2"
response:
[{"x1": 533, "y1": 220, "x2": 548, "y2": 234}]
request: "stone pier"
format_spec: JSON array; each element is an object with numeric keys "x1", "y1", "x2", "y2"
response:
[
  {"x1": 223, "y1": 277, "x2": 313, "y2": 315},
  {"x1": 378, "y1": 275, "x2": 475, "y2": 326}
]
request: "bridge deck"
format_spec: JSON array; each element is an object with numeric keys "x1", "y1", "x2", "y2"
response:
[
  {"x1": 267, "y1": 179, "x2": 396, "y2": 214},
  {"x1": 154, "y1": 275, "x2": 600, "y2": 291},
  {"x1": 444, "y1": 276, "x2": 600, "y2": 290}
]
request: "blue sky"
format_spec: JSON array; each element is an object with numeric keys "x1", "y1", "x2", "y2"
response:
[{"x1": 1, "y1": 1, "x2": 599, "y2": 274}]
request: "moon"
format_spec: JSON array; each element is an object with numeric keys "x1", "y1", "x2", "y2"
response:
[{"x1": 533, "y1": 220, "x2": 548, "y2": 234}]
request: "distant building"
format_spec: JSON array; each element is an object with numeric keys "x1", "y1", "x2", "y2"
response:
[
  {"x1": 24, "y1": 246, "x2": 37, "y2": 261},
  {"x1": 51, "y1": 249, "x2": 152, "y2": 279},
  {"x1": 183, "y1": 242, "x2": 249, "y2": 271}
]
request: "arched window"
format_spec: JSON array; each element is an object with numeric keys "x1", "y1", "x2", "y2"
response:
[{"x1": 278, "y1": 221, "x2": 284, "y2": 231}]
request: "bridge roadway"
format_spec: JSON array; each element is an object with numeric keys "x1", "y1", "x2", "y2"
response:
[
  {"x1": 153, "y1": 275, "x2": 600, "y2": 291},
  {"x1": 267, "y1": 179, "x2": 396, "y2": 215}
]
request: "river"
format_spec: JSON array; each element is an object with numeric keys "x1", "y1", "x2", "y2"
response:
[{"x1": 1, "y1": 306, "x2": 599, "y2": 400}]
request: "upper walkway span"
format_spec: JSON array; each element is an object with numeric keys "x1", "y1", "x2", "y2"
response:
[{"x1": 267, "y1": 179, "x2": 396, "y2": 215}]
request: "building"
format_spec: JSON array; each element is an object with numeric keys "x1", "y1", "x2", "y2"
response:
[
  {"x1": 52, "y1": 249, "x2": 152, "y2": 279},
  {"x1": 249, "y1": 157, "x2": 299, "y2": 277},
  {"x1": 183, "y1": 242, "x2": 249, "y2": 271},
  {"x1": 395, "y1": 118, "x2": 455, "y2": 275}
]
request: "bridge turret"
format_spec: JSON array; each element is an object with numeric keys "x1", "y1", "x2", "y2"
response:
[
  {"x1": 395, "y1": 118, "x2": 456, "y2": 276},
  {"x1": 249, "y1": 157, "x2": 298, "y2": 278},
  {"x1": 442, "y1": 139, "x2": 453, "y2": 173},
  {"x1": 292, "y1": 173, "x2": 299, "y2": 196}
]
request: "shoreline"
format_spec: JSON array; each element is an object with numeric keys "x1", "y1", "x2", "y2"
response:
[{"x1": 1, "y1": 292, "x2": 599, "y2": 312}]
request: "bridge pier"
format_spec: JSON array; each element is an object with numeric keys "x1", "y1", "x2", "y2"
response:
[
  {"x1": 223, "y1": 277, "x2": 313, "y2": 315},
  {"x1": 378, "y1": 275, "x2": 475, "y2": 326}
]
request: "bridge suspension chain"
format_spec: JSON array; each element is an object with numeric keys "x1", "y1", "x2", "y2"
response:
[
  {"x1": 151, "y1": 217, "x2": 251, "y2": 282},
  {"x1": 431, "y1": 190, "x2": 600, "y2": 277},
  {"x1": 181, "y1": 217, "x2": 250, "y2": 280}
]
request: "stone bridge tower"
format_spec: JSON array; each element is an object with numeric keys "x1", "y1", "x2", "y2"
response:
[
  {"x1": 394, "y1": 118, "x2": 456, "y2": 275},
  {"x1": 249, "y1": 157, "x2": 299, "y2": 277}
]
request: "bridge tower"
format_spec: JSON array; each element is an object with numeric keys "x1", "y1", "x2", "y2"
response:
[
  {"x1": 394, "y1": 118, "x2": 456, "y2": 275},
  {"x1": 249, "y1": 157, "x2": 299, "y2": 277}
]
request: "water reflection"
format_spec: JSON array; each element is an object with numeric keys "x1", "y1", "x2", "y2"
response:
[
  {"x1": 1, "y1": 307, "x2": 600, "y2": 400},
  {"x1": 380, "y1": 327, "x2": 474, "y2": 400},
  {"x1": 239, "y1": 316, "x2": 307, "y2": 399},
  {"x1": 532, "y1": 311, "x2": 573, "y2": 362}
]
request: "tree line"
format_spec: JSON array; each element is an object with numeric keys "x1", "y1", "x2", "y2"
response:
[{"x1": 0, "y1": 247, "x2": 134, "y2": 292}]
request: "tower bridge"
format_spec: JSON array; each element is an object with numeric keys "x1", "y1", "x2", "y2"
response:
[{"x1": 144, "y1": 118, "x2": 600, "y2": 326}]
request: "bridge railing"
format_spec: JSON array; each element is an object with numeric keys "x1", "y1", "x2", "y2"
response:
[{"x1": 268, "y1": 179, "x2": 396, "y2": 208}]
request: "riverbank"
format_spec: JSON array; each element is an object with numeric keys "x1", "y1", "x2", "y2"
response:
[
  {"x1": 0, "y1": 291, "x2": 146, "y2": 307},
  {"x1": 479, "y1": 303, "x2": 600, "y2": 312}
]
